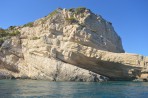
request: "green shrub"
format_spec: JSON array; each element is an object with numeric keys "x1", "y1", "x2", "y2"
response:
[
  {"x1": 31, "y1": 37, "x2": 40, "y2": 40},
  {"x1": 9, "y1": 26, "x2": 16, "y2": 30},
  {"x1": 69, "y1": 8, "x2": 75, "y2": 12},
  {"x1": 41, "y1": 10, "x2": 58, "y2": 24},
  {"x1": 48, "y1": 10, "x2": 58, "y2": 18},
  {"x1": 0, "y1": 38, "x2": 4, "y2": 43},
  {"x1": 0, "y1": 38, "x2": 4, "y2": 46},
  {"x1": 79, "y1": 23, "x2": 85, "y2": 28},
  {"x1": 91, "y1": 29, "x2": 97, "y2": 33},
  {"x1": 0, "y1": 28, "x2": 8, "y2": 37},
  {"x1": 24, "y1": 22, "x2": 34, "y2": 27},
  {"x1": 0, "y1": 28, "x2": 21, "y2": 47},
  {"x1": 9, "y1": 30, "x2": 20, "y2": 36},
  {"x1": 65, "y1": 17, "x2": 77, "y2": 24},
  {"x1": 75, "y1": 7, "x2": 86, "y2": 14}
]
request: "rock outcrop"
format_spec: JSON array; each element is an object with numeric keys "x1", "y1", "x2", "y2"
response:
[{"x1": 0, "y1": 8, "x2": 147, "y2": 81}]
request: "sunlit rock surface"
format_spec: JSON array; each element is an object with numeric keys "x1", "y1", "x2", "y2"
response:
[{"x1": 0, "y1": 8, "x2": 147, "y2": 81}]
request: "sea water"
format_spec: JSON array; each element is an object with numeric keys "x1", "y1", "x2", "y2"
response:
[{"x1": 0, "y1": 80, "x2": 148, "y2": 98}]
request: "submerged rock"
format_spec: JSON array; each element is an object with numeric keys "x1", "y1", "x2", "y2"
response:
[{"x1": 0, "y1": 8, "x2": 147, "y2": 82}]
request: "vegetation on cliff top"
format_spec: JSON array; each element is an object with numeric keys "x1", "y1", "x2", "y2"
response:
[
  {"x1": 0, "y1": 27, "x2": 20, "y2": 46},
  {"x1": 48, "y1": 10, "x2": 58, "y2": 18},
  {"x1": 23, "y1": 22, "x2": 34, "y2": 27},
  {"x1": 69, "y1": 7, "x2": 87, "y2": 14}
]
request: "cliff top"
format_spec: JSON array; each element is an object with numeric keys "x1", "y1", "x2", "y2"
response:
[{"x1": 0, "y1": 7, "x2": 124, "y2": 53}]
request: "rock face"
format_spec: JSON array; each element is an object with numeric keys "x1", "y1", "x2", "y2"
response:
[{"x1": 0, "y1": 8, "x2": 147, "y2": 81}]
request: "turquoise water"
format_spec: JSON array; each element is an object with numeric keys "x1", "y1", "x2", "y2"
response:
[{"x1": 0, "y1": 80, "x2": 148, "y2": 98}]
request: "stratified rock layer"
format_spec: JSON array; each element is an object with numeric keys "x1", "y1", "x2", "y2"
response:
[{"x1": 0, "y1": 8, "x2": 147, "y2": 81}]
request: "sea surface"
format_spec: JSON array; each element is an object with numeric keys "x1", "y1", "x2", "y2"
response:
[{"x1": 0, "y1": 80, "x2": 148, "y2": 98}]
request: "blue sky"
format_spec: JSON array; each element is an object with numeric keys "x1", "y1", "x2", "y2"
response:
[{"x1": 0, "y1": 0, "x2": 147, "y2": 56}]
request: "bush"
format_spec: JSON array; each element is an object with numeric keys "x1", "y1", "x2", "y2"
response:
[
  {"x1": 9, "y1": 26, "x2": 16, "y2": 30},
  {"x1": 41, "y1": 10, "x2": 58, "y2": 24},
  {"x1": 0, "y1": 38, "x2": 4, "y2": 43},
  {"x1": 0, "y1": 28, "x2": 8, "y2": 37},
  {"x1": 9, "y1": 30, "x2": 20, "y2": 36},
  {"x1": 48, "y1": 10, "x2": 58, "y2": 18},
  {"x1": 0, "y1": 28, "x2": 21, "y2": 47},
  {"x1": 79, "y1": 23, "x2": 86, "y2": 28},
  {"x1": 69, "y1": 8, "x2": 75, "y2": 12},
  {"x1": 24, "y1": 22, "x2": 34, "y2": 27},
  {"x1": 75, "y1": 7, "x2": 86, "y2": 14},
  {"x1": 91, "y1": 29, "x2": 97, "y2": 33},
  {"x1": 0, "y1": 38, "x2": 4, "y2": 47},
  {"x1": 65, "y1": 17, "x2": 77, "y2": 24},
  {"x1": 31, "y1": 37, "x2": 40, "y2": 40}
]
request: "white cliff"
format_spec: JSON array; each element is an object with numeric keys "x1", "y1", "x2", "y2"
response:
[{"x1": 0, "y1": 8, "x2": 147, "y2": 81}]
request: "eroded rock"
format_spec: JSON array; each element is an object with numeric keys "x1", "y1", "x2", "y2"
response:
[{"x1": 0, "y1": 8, "x2": 147, "y2": 81}]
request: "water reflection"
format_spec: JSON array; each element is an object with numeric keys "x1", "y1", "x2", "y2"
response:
[{"x1": 0, "y1": 80, "x2": 147, "y2": 98}]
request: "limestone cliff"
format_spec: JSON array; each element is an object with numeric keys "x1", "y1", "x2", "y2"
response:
[{"x1": 0, "y1": 8, "x2": 147, "y2": 81}]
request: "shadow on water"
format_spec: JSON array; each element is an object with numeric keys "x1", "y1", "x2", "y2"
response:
[{"x1": 0, "y1": 80, "x2": 148, "y2": 98}]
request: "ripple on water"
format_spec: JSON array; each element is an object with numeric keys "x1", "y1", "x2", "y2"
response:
[{"x1": 0, "y1": 80, "x2": 148, "y2": 98}]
